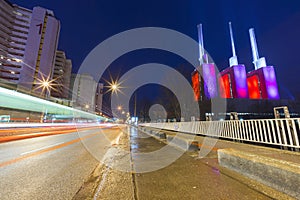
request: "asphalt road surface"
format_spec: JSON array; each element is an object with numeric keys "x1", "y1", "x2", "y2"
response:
[{"x1": 0, "y1": 125, "x2": 123, "y2": 200}]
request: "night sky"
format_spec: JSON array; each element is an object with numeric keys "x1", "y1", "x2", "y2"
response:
[{"x1": 11, "y1": 0, "x2": 300, "y2": 99}]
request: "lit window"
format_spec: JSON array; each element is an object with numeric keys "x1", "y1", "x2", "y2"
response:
[{"x1": 13, "y1": 11, "x2": 23, "y2": 16}]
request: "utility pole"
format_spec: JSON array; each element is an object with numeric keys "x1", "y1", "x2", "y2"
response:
[{"x1": 134, "y1": 92, "x2": 137, "y2": 117}]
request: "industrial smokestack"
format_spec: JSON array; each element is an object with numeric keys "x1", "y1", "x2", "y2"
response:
[
  {"x1": 197, "y1": 24, "x2": 204, "y2": 65},
  {"x1": 249, "y1": 28, "x2": 266, "y2": 69},
  {"x1": 229, "y1": 22, "x2": 238, "y2": 67},
  {"x1": 197, "y1": 24, "x2": 208, "y2": 64}
]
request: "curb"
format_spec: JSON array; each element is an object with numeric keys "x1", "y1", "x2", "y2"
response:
[
  {"x1": 139, "y1": 126, "x2": 199, "y2": 152},
  {"x1": 218, "y1": 148, "x2": 300, "y2": 199}
]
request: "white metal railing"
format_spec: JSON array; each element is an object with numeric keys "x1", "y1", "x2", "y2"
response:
[{"x1": 140, "y1": 118, "x2": 300, "y2": 149}]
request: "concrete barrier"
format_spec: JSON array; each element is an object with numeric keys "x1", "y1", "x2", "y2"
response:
[
  {"x1": 218, "y1": 148, "x2": 300, "y2": 199},
  {"x1": 141, "y1": 128, "x2": 166, "y2": 140},
  {"x1": 140, "y1": 127, "x2": 198, "y2": 151},
  {"x1": 167, "y1": 135, "x2": 199, "y2": 152}
]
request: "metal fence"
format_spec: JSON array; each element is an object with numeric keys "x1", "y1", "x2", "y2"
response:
[{"x1": 141, "y1": 118, "x2": 300, "y2": 149}]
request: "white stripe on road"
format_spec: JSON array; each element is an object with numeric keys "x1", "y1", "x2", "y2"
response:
[{"x1": 20, "y1": 142, "x2": 65, "y2": 155}]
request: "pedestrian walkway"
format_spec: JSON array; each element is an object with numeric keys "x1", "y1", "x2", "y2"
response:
[{"x1": 132, "y1": 127, "x2": 293, "y2": 200}]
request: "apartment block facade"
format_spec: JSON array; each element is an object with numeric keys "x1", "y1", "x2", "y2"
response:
[
  {"x1": 52, "y1": 50, "x2": 72, "y2": 99},
  {"x1": 0, "y1": 0, "x2": 60, "y2": 94},
  {"x1": 70, "y1": 74, "x2": 98, "y2": 112}
]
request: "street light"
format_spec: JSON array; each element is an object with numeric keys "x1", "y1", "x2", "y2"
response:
[
  {"x1": 42, "y1": 81, "x2": 50, "y2": 88},
  {"x1": 106, "y1": 79, "x2": 124, "y2": 95},
  {"x1": 111, "y1": 84, "x2": 118, "y2": 91},
  {"x1": 34, "y1": 75, "x2": 58, "y2": 98}
]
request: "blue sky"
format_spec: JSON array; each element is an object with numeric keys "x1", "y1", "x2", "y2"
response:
[{"x1": 11, "y1": 0, "x2": 300, "y2": 98}]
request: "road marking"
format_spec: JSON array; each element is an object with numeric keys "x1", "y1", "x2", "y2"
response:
[
  {"x1": 93, "y1": 132, "x2": 124, "y2": 199},
  {"x1": 20, "y1": 142, "x2": 65, "y2": 155},
  {"x1": 111, "y1": 132, "x2": 122, "y2": 146},
  {"x1": 0, "y1": 131, "x2": 100, "y2": 168},
  {"x1": 0, "y1": 127, "x2": 124, "y2": 168}
]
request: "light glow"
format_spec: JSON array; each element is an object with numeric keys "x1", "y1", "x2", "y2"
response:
[
  {"x1": 0, "y1": 86, "x2": 109, "y2": 121},
  {"x1": 247, "y1": 75, "x2": 260, "y2": 99},
  {"x1": 106, "y1": 79, "x2": 124, "y2": 95},
  {"x1": 202, "y1": 63, "x2": 218, "y2": 99},
  {"x1": 219, "y1": 74, "x2": 231, "y2": 98},
  {"x1": 34, "y1": 75, "x2": 58, "y2": 94},
  {"x1": 191, "y1": 71, "x2": 200, "y2": 101}
]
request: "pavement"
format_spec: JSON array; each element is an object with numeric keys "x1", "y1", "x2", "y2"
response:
[
  {"x1": 132, "y1": 127, "x2": 294, "y2": 200},
  {"x1": 139, "y1": 128, "x2": 300, "y2": 199}
]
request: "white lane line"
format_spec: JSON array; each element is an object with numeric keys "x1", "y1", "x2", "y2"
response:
[
  {"x1": 111, "y1": 132, "x2": 122, "y2": 145},
  {"x1": 20, "y1": 142, "x2": 65, "y2": 155}
]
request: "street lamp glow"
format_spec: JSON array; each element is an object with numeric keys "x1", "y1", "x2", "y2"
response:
[
  {"x1": 42, "y1": 81, "x2": 50, "y2": 87},
  {"x1": 106, "y1": 78, "x2": 124, "y2": 95},
  {"x1": 117, "y1": 106, "x2": 122, "y2": 110},
  {"x1": 108, "y1": 81, "x2": 122, "y2": 94},
  {"x1": 111, "y1": 84, "x2": 118, "y2": 91},
  {"x1": 34, "y1": 75, "x2": 58, "y2": 96}
]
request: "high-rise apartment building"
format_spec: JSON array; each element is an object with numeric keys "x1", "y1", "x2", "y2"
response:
[
  {"x1": 52, "y1": 50, "x2": 72, "y2": 99},
  {"x1": 0, "y1": 0, "x2": 60, "y2": 94},
  {"x1": 70, "y1": 74, "x2": 97, "y2": 112}
]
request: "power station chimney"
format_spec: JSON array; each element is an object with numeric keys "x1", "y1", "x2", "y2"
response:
[
  {"x1": 197, "y1": 24, "x2": 208, "y2": 65},
  {"x1": 229, "y1": 22, "x2": 238, "y2": 67},
  {"x1": 249, "y1": 28, "x2": 267, "y2": 69}
]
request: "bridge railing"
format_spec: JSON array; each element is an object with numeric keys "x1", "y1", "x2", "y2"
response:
[{"x1": 141, "y1": 118, "x2": 300, "y2": 149}]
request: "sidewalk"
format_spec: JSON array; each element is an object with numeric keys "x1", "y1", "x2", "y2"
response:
[
  {"x1": 140, "y1": 126, "x2": 300, "y2": 199},
  {"x1": 148, "y1": 127, "x2": 300, "y2": 165}
]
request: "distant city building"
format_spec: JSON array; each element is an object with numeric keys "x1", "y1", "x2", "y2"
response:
[
  {"x1": 70, "y1": 74, "x2": 97, "y2": 112},
  {"x1": 95, "y1": 83, "x2": 104, "y2": 114},
  {"x1": 51, "y1": 50, "x2": 72, "y2": 99},
  {"x1": 0, "y1": 0, "x2": 60, "y2": 94}
]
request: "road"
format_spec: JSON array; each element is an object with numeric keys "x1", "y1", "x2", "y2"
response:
[
  {"x1": 0, "y1": 125, "x2": 293, "y2": 200},
  {"x1": 0, "y1": 125, "x2": 124, "y2": 200}
]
